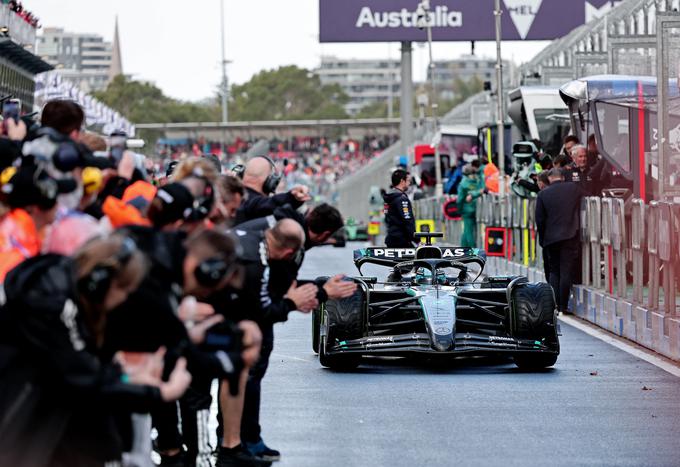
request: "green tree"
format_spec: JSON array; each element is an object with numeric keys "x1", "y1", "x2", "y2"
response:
[
  {"x1": 94, "y1": 75, "x2": 221, "y2": 146},
  {"x1": 228, "y1": 65, "x2": 348, "y2": 121},
  {"x1": 355, "y1": 100, "x2": 391, "y2": 119},
  {"x1": 94, "y1": 75, "x2": 219, "y2": 124}
]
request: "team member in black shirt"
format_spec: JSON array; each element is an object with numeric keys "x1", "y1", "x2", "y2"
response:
[{"x1": 382, "y1": 169, "x2": 416, "y2": 248}]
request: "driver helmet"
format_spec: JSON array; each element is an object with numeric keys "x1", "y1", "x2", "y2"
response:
[{"x1": 414, "y1": 268, "x2": 446, "y2": 286}]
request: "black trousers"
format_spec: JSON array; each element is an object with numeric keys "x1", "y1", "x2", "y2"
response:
[
  {"x1": 545, "y1": 237, "x2": 580, "y2": 312},
  {"x1": 241, "y1": 324, "x2": 274, "y2": 444},
  {"x1": 153, "y1": 375, "x2": 213, "y2": 467}
]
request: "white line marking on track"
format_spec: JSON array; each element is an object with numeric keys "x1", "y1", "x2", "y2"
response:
[
  {"x1": 273, "y1": 353, "x2": 310, "y2": 363},
  {"x1": 559, "y1": 315, "x2": 680, "y2": 378}
]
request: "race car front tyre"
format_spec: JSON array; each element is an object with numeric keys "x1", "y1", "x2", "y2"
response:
[
  {"x1": 312, "y1": 276, "x2": 330, "y2": 354},
  {"x1": 318, "y1": 288, "x2": 364, "y2": 370},
  {"x1": 513, "y1": 353, "x2": 558, "y2": 370},
  {"x1": 324, "y1": 288, "x2": 364, "y2": 342},
  {"x1": 511, "y1": 282, "x2": 559, "y2": 348},
  {"x1": 312, "y1": 306, "x2": 321, "y2": 354},
  {"x1": 511, "y1": 282, "x2": 559, "y2": 369},
  {"x1": 319, "y1": 334, "x2": 361, "y2": 370}
]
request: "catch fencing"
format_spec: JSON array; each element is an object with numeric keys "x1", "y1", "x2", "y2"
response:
[{"x1": 413, "y1": 193, "x2": 680, "y2": 360}]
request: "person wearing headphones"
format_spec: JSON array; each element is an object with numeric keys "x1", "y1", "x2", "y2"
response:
[
  {"x1": 103, "y1": 225, "x2": 262, "y2": 467},
  {"x1": 213, "y1": 219, "x2": 321, "y2": 466},
  {"x1": 233, "y1": 156, "x2": 311, "y2": 226},
  {"x1": 0, "y1": 163, "x2": 73, "y2": 281},
  {"x1": 0, "y1": 234, "x2": 193, "y2": 467}
]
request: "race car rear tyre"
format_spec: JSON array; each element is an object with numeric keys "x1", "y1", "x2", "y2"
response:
[
  {"x1": 511, "y1": 282, "x2": 559, "y2": 348},
  {"x1": 513, "y1": 353, "x2": 558, "y2": 370}
]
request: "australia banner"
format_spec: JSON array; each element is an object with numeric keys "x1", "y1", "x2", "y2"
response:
[{"x1": 319, "y1": 0, "x2": 619, "y2": 42}]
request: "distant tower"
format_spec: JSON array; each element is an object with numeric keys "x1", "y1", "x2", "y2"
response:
[{"x1": 108, "y1": 16, "x2": 123, "y2": 82}]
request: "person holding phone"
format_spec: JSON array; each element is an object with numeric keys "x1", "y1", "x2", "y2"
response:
[{"x1": 0, "y1": 98, "x2": 27, "y2": 171}]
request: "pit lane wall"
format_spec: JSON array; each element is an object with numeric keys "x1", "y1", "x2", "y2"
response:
[{"x1": 413, "y1": 194, "x2": 680, "y2": 362}]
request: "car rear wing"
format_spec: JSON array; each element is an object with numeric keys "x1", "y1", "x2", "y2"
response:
[{"x1": 353, "y1": 247, "x2": 486, "y2": 273}]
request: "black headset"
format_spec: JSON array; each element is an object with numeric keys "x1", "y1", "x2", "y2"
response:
[
  {"x1": 192, "y1": 238, "x2": 242, "y2": 288},
  {"x1": 183, "y1": 169, "x2": 215, "y2": 222},
  {"x1": 77, "y1": 237, "x2": 137, "y2": 303},
  {"x1": 194, "y1": 257, "x2": 231, "y2": 288},
  {"x1": 258, "y1": 156, "x2": 283, "y2": 195},
  {"x1": 232, "y1": 156, "x2": 281, "y2": 194}
]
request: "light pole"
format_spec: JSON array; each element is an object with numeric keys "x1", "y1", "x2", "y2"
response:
[
  {"x1": 387, "y1": 43, "x2": 394, "y2": 119},
  {"x1": 417, "y1": 0, "x2": 442, "y2": 197},
  {"x1": 399, "y1": 41, "x2": 414, "y2": 161},
  {"x1": 220, "y1": 0, "x2": 229, "y2": 123},
  {"x1": 494, "y1": 0, "x2": 505, "y2": 195}
]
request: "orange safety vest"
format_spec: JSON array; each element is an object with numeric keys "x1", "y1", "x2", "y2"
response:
[
  {"x1": 484, "y1": 162, "x2": 500, "y2": 193},
  {"x1": 0, "y1": 209, "x2": 41, "y2": 282},
  {"x1": 102, "y1": 196, "x2": 152, "y2": 229}
]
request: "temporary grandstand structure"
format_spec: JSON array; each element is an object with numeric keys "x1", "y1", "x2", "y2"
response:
[{"x1": 520, "y1": 0, "x2": 680, "y2": 84}]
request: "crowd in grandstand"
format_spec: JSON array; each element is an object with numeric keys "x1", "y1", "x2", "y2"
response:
[
  {"x1": 155, "y1": 134, "x2": 397, "y2": 202},
  {"x1": 3, "y1": 0, "x2": 40, "y2": 27}
]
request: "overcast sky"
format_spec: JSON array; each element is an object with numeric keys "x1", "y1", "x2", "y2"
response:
[{"x1": 29, "y1": 0, "x2": 550, "y2": 102}]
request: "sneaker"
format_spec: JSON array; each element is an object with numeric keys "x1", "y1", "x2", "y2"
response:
[
  {"x1": 244, "y1": 439, "x2": 281, "y2": 462},
  {"x1": 215, "y1": 445, "x2": 271, "y2": 467}
]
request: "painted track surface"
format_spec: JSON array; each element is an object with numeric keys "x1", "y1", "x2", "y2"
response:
[{"x1": 256, "y1": 243, "x2": 680, "y2": 467}]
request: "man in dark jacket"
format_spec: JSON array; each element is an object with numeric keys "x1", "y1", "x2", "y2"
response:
[
  {"x1": 383, "y1": 169, "x2": 415, "y2": 248},
  {"x1": 217, "y1": 219, "x2": 319, "y2": 465},
  {"x1": 535, "y1": 169, "x2": 584, "y2": 313},
  {"x1": 233, "y1": 156, "x2": 310, "y2": 226},
  {"x1": 563, "y1": 144, "x2": 610, "y2": 196}
]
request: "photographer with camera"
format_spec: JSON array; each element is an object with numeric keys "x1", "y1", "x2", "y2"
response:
[
  {"x1": 102, "y1": 225, "x2": 261, "y2": 467},
  {"x1": 0, "y1": 234, "x2": 193, "y2": 467},
  {"x1": 213, "y1": 219, "x2": 316, "y2": 466}
]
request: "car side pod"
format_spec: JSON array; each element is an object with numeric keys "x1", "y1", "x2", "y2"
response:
[{"x1": 419, "y1": 291, "x2": 456, "y2": 351}]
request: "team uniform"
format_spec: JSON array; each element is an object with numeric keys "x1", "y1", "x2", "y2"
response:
[{"x1": 382, "y1": 188, "x2": 415, "y2": 248}]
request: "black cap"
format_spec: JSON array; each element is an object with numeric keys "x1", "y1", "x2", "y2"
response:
[
  {"x1": 148, "y1": 182, "x2": 194, "y2": 227},
  {"x1": 2, "y1": 164, "x2": 74, "y2": 209}
]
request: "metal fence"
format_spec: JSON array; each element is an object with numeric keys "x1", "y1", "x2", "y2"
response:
[{"x1": 413, "y1": 193, "x2": 679, "y2": 317}]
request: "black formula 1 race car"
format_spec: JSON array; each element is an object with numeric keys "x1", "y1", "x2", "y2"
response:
[{"x1": 312, "y1": 233, "x2": 559, "y2": 370}]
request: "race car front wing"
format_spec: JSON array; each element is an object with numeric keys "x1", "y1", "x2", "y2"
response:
[{"x1": 327, "y1": 332, "x2": 557, "y2": 356}]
